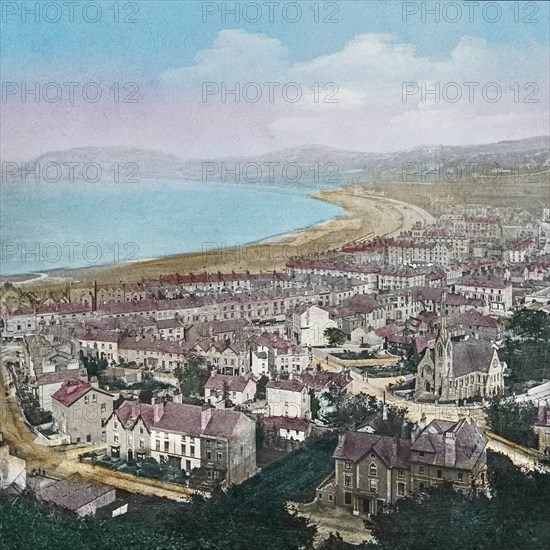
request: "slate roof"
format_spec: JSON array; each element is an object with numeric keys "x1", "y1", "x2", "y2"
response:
[
  {"x1": 204, "y1": 374, "x2": 253, "y2": 393},
  {"x1": 411, "y1": 419, "x2": 486, "y2": 469},
  {"x1": 451, "y1": 341, "x2": 496, "y2": 377},
  {"x1": 300, "y1": 370, "x2": 352, "y2": 391},
  {"x1": 333, "y1": 432, "x2": 411, "y2": 468},
  {"x1": 35, "y1": 370, "x2": 82, "y2": 386},
  {"x1": 266, "y1": 379, "x2": 305, "y2": 392},
  {"x1": 116, "y1": 400, "x2": 156, "y2": 430},
  {"x1": 38, "y1": 474, "x2": 113, "y2": 512}
]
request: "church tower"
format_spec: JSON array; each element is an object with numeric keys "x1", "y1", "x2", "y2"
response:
[{"x1": 434, "y1": 314, "x2": 453, "y2": 400}]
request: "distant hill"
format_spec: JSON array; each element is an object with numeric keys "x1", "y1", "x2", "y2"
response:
[{"x1": 3, "y1": 137, "x2": 548, "y2": 186}]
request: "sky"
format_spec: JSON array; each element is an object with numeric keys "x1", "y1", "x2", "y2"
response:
[{"x1": 1, "y1": 0, "x2": 549, "y2": 160}]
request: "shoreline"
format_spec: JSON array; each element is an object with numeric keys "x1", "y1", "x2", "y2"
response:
[{"x1": 1, "y1": 187, "x2": 433, "y2": 293}]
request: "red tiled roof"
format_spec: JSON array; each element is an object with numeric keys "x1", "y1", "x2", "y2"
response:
[{"x1": 52, "y1": 379, "x2": 91, "y2": 406}]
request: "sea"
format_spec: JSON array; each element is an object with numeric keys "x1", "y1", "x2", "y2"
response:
[{"x1": 0, "y1": 180, "x2": 344, "y2": 277}]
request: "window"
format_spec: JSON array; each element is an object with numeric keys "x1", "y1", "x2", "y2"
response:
[
  {"x1": 437, "y1": 470, "x2": 442, "y2": 479},
  {"x1": 419, "y1": 451, "x2": 425, "y2": 457},
  {"x1": 113, "y1": 435, "x2": 119, "y2": 444},
  {"x1": 344, "y1": 461, "x2": 352, "y2": 470},
  {"x1": 84, "y1": 395, "x2": 89, "y2": 404},
  {"x1": 206, "y1": 451, "x2": 212, "y2": 460},
  {"x1": 369, "y1": 479, "x2": 378, "y2": 492},
  {"x1": 92, "y1": 394, "x2": 97, "y2": 403},
  {"x1": 398, "y1": 469, "x2": 405, "y2": 478},
  {"x1": 205, "y1": 439, "x2": 211, "y2": 447},
  {"x1": 419, "y1": 466, "x2": 425, "y2": 475},
  {"x1": 344, "y1": 492, "x2": 352, "y2": 505},
  {"x1": 101, "y1": 403, "x2": 106, "y2": 412},
  {"x1": 156, "y1": 441, "x2": 160, "y2": 451},
  {"x1": 181, "y1": 444, "x2": 186, "y2": 455},
  {"x1": 344, "y1": 474, "x2": 352, "y2": 487},
  {"x1": 369, "y1": 463, "x2": 377, "y2": 476},
  {"x1": 217, "y1": 452, "x2": 223, "y2": 461},
  {"x1": 139, "y1": 439, "x2": 145, "y2": 449},
  {"x1": 190, "y1": 446, "x2": 195, "y2": 457},
  {"x1": 458, "y1": 473, "x2": 463, "y2": 482},
  {"x1": 397, "y1": 482, "x2": 406, "y2": 496},
  {"x1": 164, "y1": 441, "x2": 169, "y2": 452},
  {"x1": 419, "y1": 482, "x2": 426, "y2": 491}
]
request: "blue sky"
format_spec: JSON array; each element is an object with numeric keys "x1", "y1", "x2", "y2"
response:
[
  {"x1": 1, "y1": 1, "x2": 549, "y2": 158},
  {"x1": 2, "y1": 1, "x2": 548, "y2": 78}
]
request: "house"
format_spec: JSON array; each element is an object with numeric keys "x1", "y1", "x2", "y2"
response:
[
  {"x1": 317, "y1": 418, "x2": 487, "y2": 516},
  {"x1": 266, "y1": 379, "x2": 311, "y2": 419},
  {"x1": 203, "y1": 373, "x2": 257, "y2": 407},
  {"x1": 34, "y1": 369, "x2": 87, "y2": 412},
  {"x1": 254, "y1": 333, "x2": 311, "y2": 378},
  {"x1": 286, "y1": 305, "x2": 337, "y2": 347},
  {"x1": 414, "y1": 318, "x2": 504, "y2": 403},
  {"x1": 149, "y1": 402, "x2": 256, "y2": 486},
  {"x1": 454, "y1": 277, "x2": 513, "y2": 313},
  {"x1": 261, "y1": 416, "x2": 312, "y2": 445},
  {"x1": 37, "y1": 474, "x2": 116, "y2": 517},
  {"x1": 450, "y1": 310, "x2": 504, "y2": 341},
  {"x1": 51, "y1": 380, "x2": 114, "y2": 443},
  {"x1": 76, "y1": 329, "x2": 121, "y2": 363},
  {"x1": 534, "y1": 403, "x2": 550, "y2": 455},
  {"x1": 106, "y1": 399, "x2": 155, "y2": 461}
]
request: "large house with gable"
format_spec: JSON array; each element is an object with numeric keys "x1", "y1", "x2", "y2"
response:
[{"x1": 317, "y1": 418, "x2": 487, "y2": 516}]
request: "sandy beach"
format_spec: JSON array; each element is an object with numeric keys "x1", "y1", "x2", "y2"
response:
[{"x1": 1, "y1": 187, "x2": 434, "y2": 295}]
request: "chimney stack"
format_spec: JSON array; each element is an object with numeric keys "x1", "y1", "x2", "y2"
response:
[
  {"x1": 201, "y1": 404, "x2": 213, "y2": 431},
  {"x1": 444, "y1": 431, "x2": 456, "y2": 466},
  {"x1": 153, "y1": 401, "x2": 165, "y2": 423}
]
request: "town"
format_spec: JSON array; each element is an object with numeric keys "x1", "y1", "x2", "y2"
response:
[{"x1": 2, "y1": 199, "x2": 550, "y2": 546}]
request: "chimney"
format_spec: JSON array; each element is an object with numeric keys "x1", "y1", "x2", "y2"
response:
[
  {"x1": 153, "y1": 402, "x2": 165, "y2": 423},
  {"x1": 201, "y1": 404, "x2": 213, "y2": 431},
  {"x1": 444, "y1": 431, "x2": 456, "y2": 466}
]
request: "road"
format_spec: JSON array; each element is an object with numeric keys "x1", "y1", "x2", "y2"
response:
[
  {"x1": 0, "y1": 342, "x2": 191, "y2": 500},
  {"x1": 313, "y1": 349, "x2": 548, "y2": 471}
]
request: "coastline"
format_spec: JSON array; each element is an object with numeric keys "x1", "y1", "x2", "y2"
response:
[{"x1": 1, "y1": 187, "x2": 433, "y2": 293}]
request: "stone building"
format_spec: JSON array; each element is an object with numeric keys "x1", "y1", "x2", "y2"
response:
[
  {"x1": 317, "y1": 418, "x2": 487, "y2": 516},
  {"x1": 51, "y1": 380, "x2": 114, "y2": 443},
  {"x1": 414, "y1": 318, "x2": 504, "y2": 403}
]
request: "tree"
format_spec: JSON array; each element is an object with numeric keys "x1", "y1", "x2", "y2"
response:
[
  {"x1": 322, "y1": 387, "x2": 406, "y2": 433},
  {"x1": 176, "y1": 355, "x2": 210, "y2": 399},
  {"x1": 324, "y1": 327, "x2": 347, "y2": 346},
  {"x1": 486, "y1": 396, "x2": 538, "y2": 448}
]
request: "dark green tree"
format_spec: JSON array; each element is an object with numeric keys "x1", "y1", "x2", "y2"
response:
[
  {"x1": 486, "y1": 396, "x2": 538, "y2": 448},
  {"x1": 324, "y1": 327, "x2": 347, "y2": 346}
]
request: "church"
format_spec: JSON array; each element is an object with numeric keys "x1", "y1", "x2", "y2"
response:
[{"x1": 414, "y1": 317, "x2": 504, "y2": 403}]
